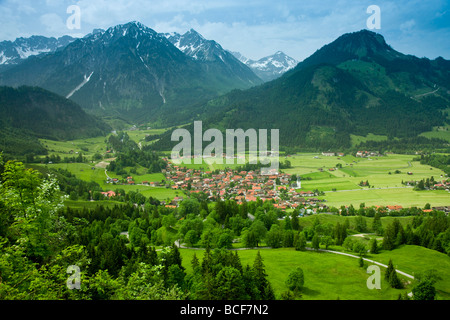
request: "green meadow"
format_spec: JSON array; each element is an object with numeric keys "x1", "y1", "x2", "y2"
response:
[
  {"x1": 40, "y1": 136, "x2": 108, "y2": 158},
  {"x1": 38, "y1": 162, "x2": 177, "y2": 201},
  {"x1": 34, "y1": 130, "x2": 449, "y2": 209},
  {"x1": 285, "y1": 153, "x2": 449, "y2": 208},
  {"x1": 419, "y1": 124, "x2": 450, "y2": 143},
  {"x1": 179, "y1": 244, "x2": 450, "y2": 300}
]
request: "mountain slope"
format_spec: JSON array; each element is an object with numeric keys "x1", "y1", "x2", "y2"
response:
[
  {"x1": 0, "y1": 86, "x2": 111, "y2": 156},
  {"x1": 232, "y1": 51, "x2": 298, "y2": 81},
  {"x1": 0, "y1": 22, "x2": 262, "y2": 126},
  {"x1": 165, "y1": 29, "x2": 262, "y2": 85},
  {"x1": 154, "y1": 30, "x2": 450, "y2": 151}
]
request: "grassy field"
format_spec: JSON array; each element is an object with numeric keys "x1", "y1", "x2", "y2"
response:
[
  {"x1": 40, "y1": 136, "x2": 108, "y2": 159},
  {"x1": 37, "y1": 162, "x2": 177, "y2": 202},
  {"x1": 419, "y1": 124, "x2": 450, "y2": 143},
  {"x1": 284, "y1": 153, "x2": 449, "y2": 208},
  {"x1": 35, "y1": 130, "x2": 449, "y2": 209},
  {"x1": 350, "y1": 133, "x2": 388, "y2": 146},
  {"x1": 318, "y1": 188, "x2": 450, "y2": 208},
  {"x1": 179, "y1": 244, "x2": 450, "y2": 300},
  {"x1": 179, "y1": 214, "x2": 450, "y2": 300}
]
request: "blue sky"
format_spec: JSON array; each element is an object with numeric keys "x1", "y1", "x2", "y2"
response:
[{"x1": 1, "y1": 0, "x2": 449, "y2": 61}]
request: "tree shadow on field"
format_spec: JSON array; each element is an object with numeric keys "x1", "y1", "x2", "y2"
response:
[{"x1": 301, "y1": 287, "x2": 320, "y2": 297}]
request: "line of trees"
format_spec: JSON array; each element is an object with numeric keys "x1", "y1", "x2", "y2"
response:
[
  {"x1": 380, "y1": 214, "x2": 450, "y2": 255},
  {"x1": 106, "y1": 132, "x2": 166, "y2": 176}
]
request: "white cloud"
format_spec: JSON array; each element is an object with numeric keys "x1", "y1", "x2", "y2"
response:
[
  {"x1": 0, "y1": 0, "x2": 448, "y2": 60},
  {"x1": 39, "y1": 13, "x2": 66, "y2": 34},
  {"x1": 400, "y1": 19, "x2": 416, "y2": 32}
]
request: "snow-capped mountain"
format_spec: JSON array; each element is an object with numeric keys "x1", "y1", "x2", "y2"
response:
[
  {"x1": 165, "y1": 29, "x2": 231, "y2": 62},
  {"x1": 232, "y1": 51, "x2": 298, "y2": 82},
  {"x1": 164, "y1": 29, "x2": 262, "y2": 83},
  {"x1": 0, "y1": 22, "x2": 261, "y2": 125},
  {"x1": 0, "y1": 35, "x2": 76, "y2": 67}
]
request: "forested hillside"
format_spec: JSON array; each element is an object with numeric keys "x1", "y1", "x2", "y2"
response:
[
  {"x1": 151, "y1": 30, "x2": 450, "y2": 152},
  {"x1": 0, "y1": 86, "x2": 110, "y2": 156}
]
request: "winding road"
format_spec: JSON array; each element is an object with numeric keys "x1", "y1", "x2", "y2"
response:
[
  {"x1": 309, "y1": 248, "x2": 414, "y2": 279},
  {"x1": 173, "y1": 241, "x2": 414, "y2": 279}
]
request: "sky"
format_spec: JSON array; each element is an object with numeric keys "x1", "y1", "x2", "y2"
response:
[{"x1": 0, "y1": 0, "x2": 449, "y2": 61}]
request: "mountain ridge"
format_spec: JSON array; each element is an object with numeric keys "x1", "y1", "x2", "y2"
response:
[
  {"x1": 0, "y1": 35, "x2": 76, "y2": 70},
  {"x1": 0, "y1": 22, "x2": 262, "y2": 126},
  {"x1": 231, "y1": 51, "x2": 298, "y2": 81},
  {"x1": 152, "y1": 29, "x2": 450, "y2": 152}
]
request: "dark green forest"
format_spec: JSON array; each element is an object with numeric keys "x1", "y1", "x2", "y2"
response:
[
  {"x1": 149, "y1": 63, "x2": 449, "y2": 153},
  {"x1": 0, "y1": 86, "x2": 110, "y2": 157}
]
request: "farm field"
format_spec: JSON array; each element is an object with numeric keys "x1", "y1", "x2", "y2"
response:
[
  {"x1": 179, "y1": 244, "x2": 450, "y2": 300},
  {"x1": 36, "y1": 161, "x2": 177, "y2": 201},
  {"x1": 285, "y1": 153, "x2": 449, "y2": 208},
  {"x1": 33, "y1": 131, "x2": 449, "y2": 210},
  {"x1": 319, "y1": 188, "x2": 450, "y2": 208},
  {"x1": 40, "y1": 136, "x2": 108, "y2": 159}
]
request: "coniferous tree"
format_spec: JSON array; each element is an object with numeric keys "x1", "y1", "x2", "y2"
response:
[
  {"x1": 385, "y1": 259, "x2": 402, "y2": 289},
  {"x1": 382, "y1": 224, "x2": 396, "y2": 250},
  {"x1": 372, "y1": 212, "x2": 383, "y2": 235},
  {"x1": 369, "y1": 238, "x2": 379, "y2": 254},
  {"x1": 311, "y1": 234, "x2": 320, "y2": 251},
  {"x1": 191, "y1": 253, "x2": 200, "y2": 272},
  {"x1": 253, "y1": 251, "x2": 274, "y2": 299},
  {"x1": 295, "y1": 232, "x2": 307, "y2": 251}
]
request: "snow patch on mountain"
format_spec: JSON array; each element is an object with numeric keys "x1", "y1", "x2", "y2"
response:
[
  {"x1": 0, "y1": 36, "x2": 76, "y2": 65},
  {"x1": 15, "y1": 47, "x2": 52, "y2": 59},
  {"x1": 231, "y1": 51, "x2": 298, "y2": 81},
  {"x1": 66, "y1": 71, "x2": 94, "y2": 99},
  {"x1": 0, "y1": 52, "x2": 12, "y2": 65}
]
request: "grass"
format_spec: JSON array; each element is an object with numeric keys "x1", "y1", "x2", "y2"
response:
[
  {"x1": 34, "y1": 161, "x2": 178, "y2": 209},
  {"x1": 374, "y1": 245, "x2": 450, "y2": 299},
  {"x1": 283, "y1": 153, "x2": 448, "y2": 207},
  {"x1": 419, "y1": 124, "x2": 450, "y2": 143},
  {"x1": 179, "y1": 244, "x2": 450, "y2": 300},
  {"x1": 178, "y1": 247, "x2": 392, "y2": 300},
  {"x1": 295, "y1": 213, "x2": 414, "y2": 230},
  {"x1": 41, "y1": 162, "x2": 107, "y2": 185},
  {"x1": 350, "y1": 133, "x2": 389, "y2": 146},
  {"x1": 37, "y1": 133, "x2": 449, "y2": 209},
  {"x1": 319, "y1": 188, "x2": 450, "y2": 208},
  {"x1": 39, "y1": 135, "x2": 107, "y2": 159}
]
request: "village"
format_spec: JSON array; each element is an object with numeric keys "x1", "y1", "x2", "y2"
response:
[
  {"x1": 100, "y1": 152, "x2": 450, "y2": 215},
  {"x1": 162, "y1": 159, "x2": 328, "y2": 212}
]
